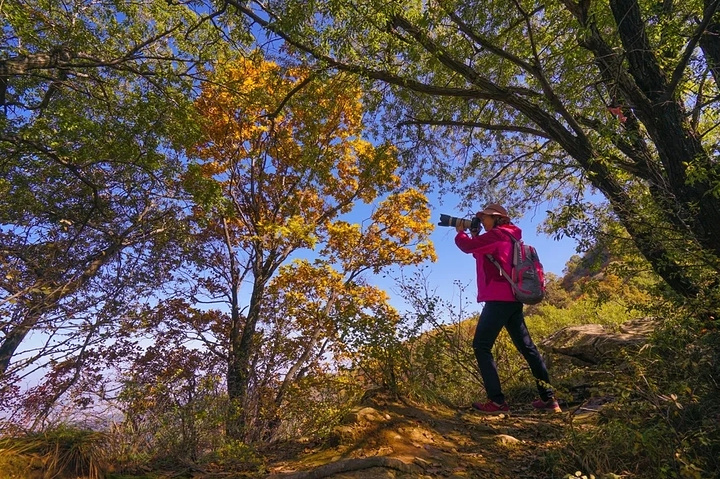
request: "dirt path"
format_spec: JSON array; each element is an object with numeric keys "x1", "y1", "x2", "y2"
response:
[{"x1": 262, "y1": 394, "x2": 573, "y2": 479}]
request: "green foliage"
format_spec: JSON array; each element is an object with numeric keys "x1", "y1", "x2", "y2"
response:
[
  {"x1": 6, "y1": 4, "x2": 720, "y2": 478},
  {"x1": 235, "y1": 0, "x2": 720, "y2": 302},
  {"x1": 0, "y1": 0, "x2": 232, "y2": 421},
  {"x1": 202, "y1": 439, "x2": 265, "y2": 472},
  {"x1": 392, "y1": 256, "x2": 656, "y2": 408},
  {"x1": 545, "y1": 308, "x2": 720, "y2": 479},
  {"x1": 388, "y1": 248, "x2": 719, "y2": 479},
  {"x1": 389, "y1": 271, "x2": 482, "y2": 405},
  {"x1": 389, "y1": 256, "x2": 719, "y2": 479},
  {"x1": 526, "y1": 299, "x2": 631, "y2": 337},
  {"x1": 181, "y1": 163, "x2": 226, "y2": 210},
  {"x1": 527, "y1": 254, "x2": 719, "y2": 478},
  {"x1": 396, "y1": 317, "x2": 480, "y2": 406},
  {"x1": 276, "y1": 374, "x2": 366, "y2": 440}
]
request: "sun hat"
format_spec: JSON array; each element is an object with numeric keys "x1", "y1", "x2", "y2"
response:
[{"x1": 476, "y1": 203, "x2": 509, "y2": 218}]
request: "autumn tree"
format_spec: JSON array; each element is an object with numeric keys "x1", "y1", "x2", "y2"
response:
[
  {"x1": 226, "y1": 0, "x2": 720, "y2": 303},
  {"x1": 182, "y1": 54, "x2": 435, "y2": 439},
  {"x1": 249, "y1": 191, "x2": 433, "y2": 440},
  {"x1": 116, "y1": 342, "x2": 226, "y2": 462},
  {"x1": 0, "y1": 0, "x2": 238, "y2": 420}
]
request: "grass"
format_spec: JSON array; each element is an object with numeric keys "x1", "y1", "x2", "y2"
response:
[{"x1": 0, "y1": 425, "x2": 108, "y2": 479}]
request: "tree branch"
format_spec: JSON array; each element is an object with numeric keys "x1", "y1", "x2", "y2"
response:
[
  {"x1": 609, "y1": 0, "x2": 668, "y2": 100},
  {"x1": 264, "y1": 74, "x2": 315, "y2": 120},
  {"x1": 397, "y1": 117, "x2": 550, "y2": 138},
  {"x1": 225, "y1": 0, "x2": 513, "y2": 100},
  {"x1": 666, "y1": 0, "x2": 720, "y2": 98}
]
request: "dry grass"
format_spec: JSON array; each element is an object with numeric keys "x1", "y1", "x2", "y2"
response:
[{"x1": 0, "y1": 425, "x2": 108, "y2": 479}]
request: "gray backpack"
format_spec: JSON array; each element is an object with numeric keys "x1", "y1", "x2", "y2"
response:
[{"x1": 486, "y1": 231, "x2": 546, "y2": 305}]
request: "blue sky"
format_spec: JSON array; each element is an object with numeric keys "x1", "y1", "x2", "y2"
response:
[
  {"x1": 429, "y1": 205, "x2": 577, "y2": 282},
  {"x1": 369, "y1": 194, "x2": 581, "y2": 315}
]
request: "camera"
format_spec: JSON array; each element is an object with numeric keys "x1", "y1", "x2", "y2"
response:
[{"x1": 438, "y1": 214, "x2": 480, "y2": 232}]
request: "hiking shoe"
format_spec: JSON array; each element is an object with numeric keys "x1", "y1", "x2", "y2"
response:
[
  {"x1": 532, "y1": 398, "x2": 562, "y2": 413},
  {"x1": 472, "y1": 400, "x2": 510, "y2": 415}
]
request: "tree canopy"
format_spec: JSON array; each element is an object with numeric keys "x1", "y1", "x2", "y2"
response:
[
  {"x1": 228, "y1": 0, "x2": 720, "y2": 301},
  {"x1": 0, "y1": 0, "x2": 235, "y2": 420}
]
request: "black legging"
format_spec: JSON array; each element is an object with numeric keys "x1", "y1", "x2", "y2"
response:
[{"x1": 472, "y1": 301, "x2": 554, "y2": 404}]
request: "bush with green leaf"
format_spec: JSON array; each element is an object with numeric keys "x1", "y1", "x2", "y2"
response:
[
  {"x1": 545, "y1": 308, "x2": 720, "y2": 478},
  {"x1": 202, "y1": 439, "x2": 265, "y2": 472}
]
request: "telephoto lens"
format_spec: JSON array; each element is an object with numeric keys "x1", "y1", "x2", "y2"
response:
[{"x1": 438, "y1": 214, "x2": 472, "y2": 229}]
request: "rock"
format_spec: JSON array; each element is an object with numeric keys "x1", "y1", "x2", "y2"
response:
[
  {"x1": 572, "y1": 396, "x2": 615, "y2": 422},
  {"x1": 619, "y1": 317, "x2": 658, "y2": 336},
  {"x1": 495, "y1": 434, "x2": 521, "y2": 446},
  {"x1": 356, "y1": 407, "x2": 389, "y2": 423},
  {"x1": 326, "y1": 425, "x2": 357, "y2": 445},
  {"x1": 341, "y1": 406, "x2": 388, "y2": 425},
  {"x1": 539, "y1": 318, "x2": 658, "y2": 365}
]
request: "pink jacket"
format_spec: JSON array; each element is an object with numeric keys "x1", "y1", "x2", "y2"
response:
[{"x1": 455, "y1": 224, "x2": 521, "y2": 303}]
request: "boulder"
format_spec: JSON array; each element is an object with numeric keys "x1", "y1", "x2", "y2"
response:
[{"x1": 539, "y1": 317, "x2": 658, "y2": 365}]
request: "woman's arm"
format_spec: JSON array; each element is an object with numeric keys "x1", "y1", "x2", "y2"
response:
[{"x1": 455, "y1": 230, "x2": 500, "y2": 254}]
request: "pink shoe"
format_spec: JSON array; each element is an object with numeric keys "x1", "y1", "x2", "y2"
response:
[
  {"x1": 472, "y1": 400, "x2": 510, "y2": 415},
  {"x1": 532, "y1": 398, "x2": 562, "y2": 413}
]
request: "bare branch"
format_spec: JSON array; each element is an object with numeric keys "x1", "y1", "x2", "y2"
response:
[
  {"x1": 666, "y1": 0, "x2": 720, "y2": 98},
  {"x1": 397, "y1": 117, "x2": 550, "y2": 138}
]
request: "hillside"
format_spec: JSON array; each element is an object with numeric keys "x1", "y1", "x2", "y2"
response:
[{"x1": 258, "y1": 390, "x2": 589, "y2": 479}]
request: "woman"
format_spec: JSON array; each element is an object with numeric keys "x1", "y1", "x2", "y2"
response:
[{"x1": 455, "y1": 203, "x2": 560, "y2": 414}]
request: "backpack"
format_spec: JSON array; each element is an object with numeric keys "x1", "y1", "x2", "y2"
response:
[{"x1": 486, "y1": 230, "x2": 546, "y2": 305}]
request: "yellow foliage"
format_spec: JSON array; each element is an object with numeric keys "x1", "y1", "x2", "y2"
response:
[
  {"x1": 186, "y1": 54, "x2": 437, "y2": 414},
  {"x1": 323, "y1": 187, "x2": 436, "y2": 273},
  {"x1": 187, "y1": 52, "x2": 408, "y2": 255},
  {"x1": 268, "y1": 259, "x2": 399, "y2": 336}
]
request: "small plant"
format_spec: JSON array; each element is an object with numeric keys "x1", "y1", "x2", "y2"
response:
[
  {"x1": 0, "y1": 424, "x2": 108, "y2": 478},
  {"x1": 202, "y1": 439, "x2": 264, "y2": 472},
  {"x1": 543, "y1": 307, "x2": 720, "y2": 479}
]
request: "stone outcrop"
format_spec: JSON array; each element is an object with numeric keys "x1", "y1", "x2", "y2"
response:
[{"x1": 539, "y1": 317, "x2": 659, "y2": 365}]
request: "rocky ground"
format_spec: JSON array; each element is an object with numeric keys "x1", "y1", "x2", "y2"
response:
[
  {"x1": 256, "y1": 319, "x2": 651, "y2": 479},
  {"x1": 260, "y1": 392, "x2": 594, "y2": 479}
]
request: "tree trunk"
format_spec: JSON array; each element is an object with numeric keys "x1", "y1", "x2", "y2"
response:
[
  {"x1": 699, "y1": 0, "x2": 720, "y2": 87},
  {"x1": 0, "y1": 311, "x2": 40, "y2": 375},
  {"x1": 226, "y1": 273, "x2": 267, "y2": 440}
]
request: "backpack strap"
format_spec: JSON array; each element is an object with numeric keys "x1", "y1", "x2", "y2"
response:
[
  {"x1": 498, "y1": 230, "x2": 522, "y2": 270},
  {"x1": 485, "y1": 229, "x2": 520, "y2": 292},
  {"x1": 498, "y1": 229, "x2": 520, "y2": 247},
  {"x1": 485, "y1": 253, "x2": 515, "y2": 285}
]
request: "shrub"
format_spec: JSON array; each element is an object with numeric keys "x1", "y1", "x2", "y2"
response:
[
  {"x1": 202, "y1": 439, "x2": 264, "y2": 472},
  {"x1": 547, "y1": 311, "x2": 720, "y2": 478},
  {"x1": 0, "y1": 425, "x2": 108, "y2": 479}
]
